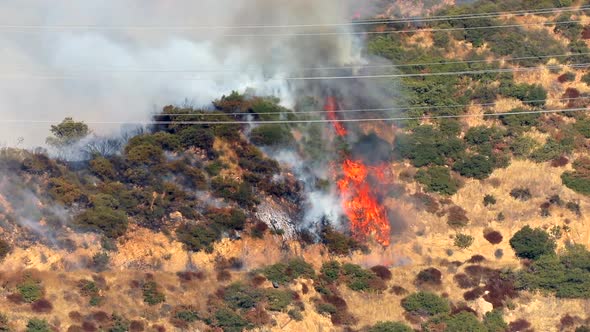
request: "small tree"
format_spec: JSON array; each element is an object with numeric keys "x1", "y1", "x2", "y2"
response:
[
  {"x1": 454, "y1": 234, "x2": 474, "y2": 249},
  {"x1": 401, "y1": 291, "x2": 450, "y2": 316},
  {"x1": 368, "y1": 321, "x2": 413, "y2": 332},
  {"x1": 509, "y1": 226, "x2": 556, "y2": 259},
  {"x1": 46, "y1": 117, "x2": 89, "y2": 148}
]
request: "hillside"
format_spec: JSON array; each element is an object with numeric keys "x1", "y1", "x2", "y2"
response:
[{"x1": 2, "y1": 1, "x2": 590, "y2": 332}]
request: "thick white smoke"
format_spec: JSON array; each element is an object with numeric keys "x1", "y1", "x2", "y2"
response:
[{"x1": 0, "y1": 0, "x2": 363, "y2": 147}]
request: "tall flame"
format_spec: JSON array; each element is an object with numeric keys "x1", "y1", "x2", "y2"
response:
[{"x1": 325, "y1": 97, "x2": 391, "y2": 246}]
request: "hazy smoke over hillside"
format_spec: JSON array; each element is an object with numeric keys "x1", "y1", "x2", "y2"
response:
[{"x1": 0, "y1": 0, "x2": 370, "y2": 147}]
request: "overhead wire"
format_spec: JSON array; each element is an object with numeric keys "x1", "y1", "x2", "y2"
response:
[
  {"x1": 5, "y1": 51, "x2": 590, "y2": 74},
  {"x1": 1, "y1": 107, "x2": 588, "y2": 125},
  {"x1": 0, "y1": 6, "x2": 587, "y2": 30},
  {"x1": 0, "y1": 19, "x2": 584, "y2": 37},
  {"x1": 2, "y1": 62, "x2": 589, "y2": 81}
]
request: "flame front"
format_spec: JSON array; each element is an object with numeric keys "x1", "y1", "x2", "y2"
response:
[{"x1": 325, "y1": 97, "x2": 391, "y2": 246}]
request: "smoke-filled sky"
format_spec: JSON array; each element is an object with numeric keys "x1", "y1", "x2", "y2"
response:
[{"x1": 0, "y1": 0, "x2": 376, "y2": 147}]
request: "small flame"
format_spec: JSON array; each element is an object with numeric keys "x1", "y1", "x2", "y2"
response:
[
  {"x1": 324, "y1": 96, "x2": 347, "y2": 136},
  {"x1": 325, "y1": 97, "x2": 391, "y2": 246}
]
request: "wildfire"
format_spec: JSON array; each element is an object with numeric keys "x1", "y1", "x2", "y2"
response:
[
  {"x1": 324, "y1": 96, "x2": 347, "y2": 136},
  {"x1": 325, "y1": 97, "x2": 391, "y2": 246}
]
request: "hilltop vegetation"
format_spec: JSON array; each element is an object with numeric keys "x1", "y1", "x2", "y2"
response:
[{"x1": 1, "y1": 0, "x2": 590, "y2": 331}]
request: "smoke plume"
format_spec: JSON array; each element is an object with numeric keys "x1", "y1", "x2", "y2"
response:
[{"x1": 0, "y1": 0, "x2": 374, "y2": 147}]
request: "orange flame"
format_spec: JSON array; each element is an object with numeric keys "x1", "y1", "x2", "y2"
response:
[
  {"x1": 324, "y1": 96, "x2": 347, "y2": 136},
  {"x1": 325, "y1": 97, "x2": 391, "y2": 246}
]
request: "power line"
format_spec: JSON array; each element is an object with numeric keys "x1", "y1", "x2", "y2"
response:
[
  {"x1": 6, "y1": 52, "x2": 590, "y2": 74},
  {"x1": 2, "y1": 63, "x2": 589, "y2": 81},
  {"x1": 2, "y1": 107, "x2": 588, "y2": 125},
  {"x1": 0, "y1": 6, "x2": 587, "y2": 30},
  {"x1": 0, "y1": 19, "x2": 583, "y2": 37},
  {"x1": 155, "y1": 96, "x2": 590, "y2": 117}
]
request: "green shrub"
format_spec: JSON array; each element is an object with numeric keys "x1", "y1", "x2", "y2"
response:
[
  {"x1": 517, "y1": 247, "x2": 590, "y2": 298},
  {"x1": 483, "y1": 194, "x2": 497, "y2": 206},
  {"x1": 176, "y1": 223, "x2": 219, "y2": 252},
  {"x1": 0, "y1": 240, "x2": 10, "y2": 261},
  {"x1": 484, "y1": 309, "x2": 508, "y2": 332},
  {"x1": 401, "y1": 291, "x2": 450, "y2": 316},
  {"x1": 415, "y1": 166, "x2": 459, "y2": 195},
  {"x1": 91, "y1": 252, "x2": 110, "y2": 272},
  {"x1": 288, "y1": 308, "x2": 304, "y2": 321},
  {"x1": 574, "y1": 118, "x2": 590, "y2": 138},
  {"x1": 562, "y1": 158, "x2": 590, "y2": 195},
  {"x1": 509, "y1": 136, "x2": 538, "y2": 158},
  {"x1": 47, "y1": 177, "x2": 85, "y2": 205},
  {"x1": 223, "y1": 282, "x2": 263, "y2": 309},
  {"x1": 454, "y1": 234, "x2": 474, "y2": 249},
  {"x1": 509, "y1": 225, "x2": 556, "y2": 259},
  {"x1": 175, "y1": 308, "x2": 199, "y2": 322},
  {"x1": 530, "y1": 138, "x2": 573, "y2": 162},
  {"x1": 178, "y1": 126, "x2": 215, "y2": 151},
  {"x1": 500, "y1": 108, "x2": 540, "y2": 133},
  {"x1": 368, "y1": 321, "x2": 412, "y2": 332},
  {"x1": 261, "y1": 258, "x2": 315, "y2": 285},
  {"x1": 74, "y1": 206, "x2": 128, "y2": 238},
  {"x1": 126, "y1": 133, "x2": 180, "y2": 152},
  {"x1": 582, "y1": 73, "x2": 590, "y2": 86},
  {"x1": 89, "y1": 157, "x2": 117, "y2": 180},
  {"x1": 143, "y1": 281, "x2": 165, "y2": 305},
  {"x1": 321, "y1": 227, "x2": 365, "y2": 255},
  {"x1": 211, "y1": 177, "x2": 258, "y2": 208},
  {"x1": 264, "y1": 289, "x2": 293, "y2": 311},
  {"x1": 250, "y1": 124, "x2": 293, "y2": 147},
  {"x1": 316, "y1": 302, "x2": 337, "y2": 315},
  {"x1": 17, "y1": 277, "x2": 43, "y2": 303},
  {"x1": 453, "y1": 154, "x2": 495, "y2": 179},
  {"x1": 320, "y1": 261, "x2": 342, "y2": 283},
  {"x1": 206, "y1": 208, "x2": 246, "y2": 232},
  {"x1": 125, "y1": 143, "x2": 164, "y2": 166},
  {"x1": 444, "y1": 311, "x2": 487, "y2": 332},
  {"x1": 396, "y1": 125, "x2": 465, "y2": 167},
  {"x1": 554, "y1": 14, "x2": 582, "y2": 40},
  {"x1": 214, "y1": 308, "x2": 251, "y2": 332},
  {"x1": 25, "y1": 319, "x2": 51, "y2": 332},
  {"x1": 342, "y1": 263, "x2": 382, "y2": 292}
]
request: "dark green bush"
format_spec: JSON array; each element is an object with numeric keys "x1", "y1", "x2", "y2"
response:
[
  {"x1": 530, "y1": 138, "x2": 573, "y2": 163},
  {"x1": 510, "y1": 188, "x2": 532, "y2": 201},
  {"x1": 223, "y1": 282, "x2": 263, "y2": 309},
  {"x1": 509, "y1": 136, "x2": 538, "y2": 157},
  {"x1": 320, "y1": 261, "x2": 342, "y2": 283},
  {"x1": 47, "y1": 177, "x2": 85, "y2": 206},
  {"x1": 25, "y1": 319, "x2": 51, "y2": 332},
  {"x1": 483, "y1": 309, "x2": 508, "y2": 332},
  {"x1": 316, "y1": 302, "x2": 337, "y2": 315},
  {"x1": 562, "y1": 158, "x2": 590, "y2": 195},
  {"x1": 582, "y1": 72, "x2": 590, "y2": 85},
  {"x1": 142, "y1": 281, "x2": 165, "y2": 305},
  {"x1": 74, "y1": 206, "x2": 128, "y2": 238},
  {"x1": 261, "y1": 258, "x2": 315, "y2": 285},
  {"x1": 415, "y1": 166, "x2": 459, "y2": 195},
  {"x1": 396, "y1": 125, "x2": 465, "y2": 167},
  {"x1": 89, "y1": 157, "x2": 117, "y2": 180},
  {"x1": 287, "y1": 308, "x2": 304, "y2": 321},
  {"x1": 206, "y1": 208, "x2": 246, "y2": 232},
  {"x1": 264, "y1": 289, "x2": 294, "y2": 311},
  {"x1": 509, "y1": 225, "x2": 556, "y2": 259},
  {"x1": 214, "y1": 308, "x2": 251, "y2": 332},
  {"x1": 517, "y1": 245, "x2": 590, "y2": 298},
  {"x1": 341, "y1": 263, "x2": 383, "y2": 292},
  {"x1": 176, "y1": 223, "x2": 219, "y2": 252},
  {"x1": 17, "y1": 277, "x2": 43, "y2": 303},
  {"x1": 454, "y1": 234, "x2": 474, "y2": 249},
  {"x1": 211, "y1": 177, "x2": 258, "y2": 208},
  {"x1": 178, "y1": 126, "x2": 215, "y2": 151},
  {"x1": 126, "y1": 133, "x2": 180, "y2": 152},
  {"x1": 401, "y1": 291, "x2": 450, "y2": 316},
  {"x1": 500, "y1": 108, "x2": 540, "y2": 133},
  {"x1": 125, "y1": 144, "x2": 164, "y2": 166},
  {"x1": 574, "y1": 118, "x2": 590, "y2": 138},
  {"x1": 443, "y1": 311, "x2": 487, "y2": 332},
  {"x1": 321, "y1": 227, "x2": 365, "y2": 255},
  {"x1": 367, "y1": 321, "x2": 413, "y2": 332},
  {"x1": 0, "y1": 240, "x2": 10, "y2": 261},
  {"x1": 453, "y1": 154, "x2": 495, "y2": 179},
  {"x1": 483, "y1": 194, "x2": 496, "y2": 206},
  {"x1": 554, "y1": 14, "x2": 583, "y2": 40},
  {"x1": 250, "y1": 124, "x2": 293, "y2": 147}
]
